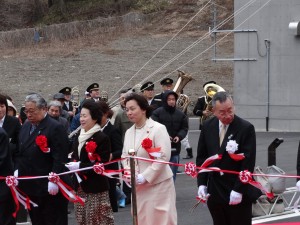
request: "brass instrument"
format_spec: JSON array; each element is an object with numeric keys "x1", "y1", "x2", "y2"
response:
[
  {"x1": 173, "y1": 70, "x2": 193, "y2": 112},
  {"x1": 200, "y1": 83, "x2": 225, "y2": 124},
  {"x1": 71, "y1": 86, "x2": 80, "y2": 107},
  {"x1": 100, "y1": 91, "x2": 108, "y2": 102}
]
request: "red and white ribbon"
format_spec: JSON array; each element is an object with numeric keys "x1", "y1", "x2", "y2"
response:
[
  {"x1": 239, "y1": 170, "x2": 274, "y2": 199},
  {"x1": 184, "y1": 162, "x2": 198, "y2": 178},
  {"x1": 48, "y1": 172, "x2": 85, "y2": 206},
  {"x1": 200, "y1": 154, "x2": 222, "y2": 169},
  {"x1": 229, "y1": 153, "x2": 245, "y2": 161},
  {"x1": 93, "y1": 163, "x2": 124, "y2": 179},
  {"x1": 6, "y1": 176, "x2": 38, "y2": 217}
]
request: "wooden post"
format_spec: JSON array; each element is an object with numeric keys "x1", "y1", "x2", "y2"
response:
[{"x1": 129, "y1": 149, "x2": 138, "y2": 225}]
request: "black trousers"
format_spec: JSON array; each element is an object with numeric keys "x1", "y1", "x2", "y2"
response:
[
  {"x1": 28, "y1": 193, "x2": 68, "y2": 225},
  {"x1": 108, "y1": 178, "x2": 118, "y2": 212},
  {"x1": 0, "y1": 195, "x2": 16, "y2": 225},
  {"x1": 207, "y1": 198, "x2": 252, "y2": 225}
]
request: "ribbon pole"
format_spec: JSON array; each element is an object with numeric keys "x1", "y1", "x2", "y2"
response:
[{"x1": 129, "y1": 149, "x2": 138, "y2": 225}]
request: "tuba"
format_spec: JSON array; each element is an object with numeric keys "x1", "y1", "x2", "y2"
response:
[
  {"x1": 200, "y1": 83, "x2": 225, "y2": 124},
  {"x1": 173, "y1": 70, "x2": 194, "y2": 112}
]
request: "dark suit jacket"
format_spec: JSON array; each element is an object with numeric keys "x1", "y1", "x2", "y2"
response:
[
  {"x1": 71, "y1": 130, "x2": 111, "y2": 193},
  {"x1": 152, "y1": 92, "x2": 163, "y2": 109},
  {"x1": 102, "y1": 122, "x2": 123, "y2": 170},
  {"x1": 0, "y1": 128, "x2": 14, "y2": 201},
  {"x1": 15, "y1": 114, "x2": 69, "y2": 196},
  {"x1": 2, "y1": 115, "x2": 21, "y2": 157},
  {"x1": 196, "y1": 115, "x2": 256, "y2": 204}
]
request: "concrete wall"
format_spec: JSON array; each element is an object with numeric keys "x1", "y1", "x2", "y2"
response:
[{"x1": 234, "y1": 0, "x2": 300, "y2": 131}]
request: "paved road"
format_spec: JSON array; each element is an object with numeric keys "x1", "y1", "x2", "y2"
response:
[{"x1": 64, "y1": 118, "x2": 300, "y2": 225}]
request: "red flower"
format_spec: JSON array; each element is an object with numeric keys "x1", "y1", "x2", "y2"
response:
[
  {"x1": 36, "y1": 135, "x2": 50, "y2": 153},
  {"x1": 86, "y1": 141, "x2": 101, "y2": 162},
  {"x1": 141, "y1": 138, "x2": 152, "y2": 150},
  {"x1": 85, "y1": 141, "x2": 97, "y2": 153}
]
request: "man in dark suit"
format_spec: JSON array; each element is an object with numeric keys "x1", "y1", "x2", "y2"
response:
[
  {"x1": 0, "y1": 127, "x2": 16, "y2": 225},
  {"x1": 196, "y1": 91, "x2": 257, "y2": 225},
  {"x1": 140, "y1": 81, "x2": 156, "y2": 107},
  {"x1": 15, "y1": 93, "x2": 69, "y2": 225},
  {"x1": 87, "y1": 83, "x2": 100, "y2": 102},
  {"x1": 59, "y1": 87, "x2": 75, "y2": 121}
]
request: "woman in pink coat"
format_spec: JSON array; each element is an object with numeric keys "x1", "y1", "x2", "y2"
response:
[{"x1": 121, "y1": 93, "x2": 177, "y2": 225}]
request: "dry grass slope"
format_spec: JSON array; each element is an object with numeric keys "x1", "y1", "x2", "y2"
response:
[{"x1": 0, "y1": 0, "x2": 234, "y2": 115}]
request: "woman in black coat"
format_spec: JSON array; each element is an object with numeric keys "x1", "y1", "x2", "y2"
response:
[{"x1": 66, "y1": 100, "x2": 114, "y2": 225}]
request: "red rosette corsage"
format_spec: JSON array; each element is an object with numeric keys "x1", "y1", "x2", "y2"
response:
[
  {"x1": 85, "y1": 141, "x2": 101, "y2": 162},
  {"x1": 35, "y1": 135, "x2": 50, "y2": 153},
  {"x1": 141, "y1": 138, "x2": 152, "y2": 149}
]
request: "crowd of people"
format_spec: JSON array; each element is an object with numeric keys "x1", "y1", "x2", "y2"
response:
[{"x1": 1, "y1": 78, "x2": 298, "y2": 225}]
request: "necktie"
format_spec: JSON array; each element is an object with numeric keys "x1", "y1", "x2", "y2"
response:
[
  {"x1": 30, "y1": 125, "x2": 36, "y2": 135},
  {"x1": 219, "y1": 124, "x2": 226, "y2": 146}
]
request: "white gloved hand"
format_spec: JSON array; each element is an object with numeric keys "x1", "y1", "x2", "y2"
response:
[
  {"x1": 229, "y1": 190, "x2": 242, "y2": 205},
  {"x1": 48, "y1": 182, "x2": 59, "y2": 195},
  {"x1": 198, "y1": 185, "x2": 210, "y2": 201},
  {"x1": 65, "y1": 161, "x2": 80, "y2": 171},
  {"x1": 296, "y1": 180, "x2": 300, "y2": 191},
  {"x1": 136, "y1": 174, "x2": 146, "y2": 185}
]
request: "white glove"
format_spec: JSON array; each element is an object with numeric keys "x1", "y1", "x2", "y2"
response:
[
  {"x1": 65, "y1": 161, "x2": 80, "y2": 171},
  {"x1": 136, "y1": 174, "x2": 146, "y2": 185},
  {"x1": 296, "y1": 180, "x2": 300, "y2": 191},
  {"x1": 229, "y1": 190, "x2": 242, "y2": 205},
  {"x1": 48, "y1": 182, "x2": 59, "y2": 195},
  {"x1": 198, "y1": 185, "x2": 210, "y2": 201}
]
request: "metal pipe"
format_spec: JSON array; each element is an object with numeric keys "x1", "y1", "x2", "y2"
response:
[
  {"x1": 129, "y1": 150, "x2": 138, "y2": 225},
  {"x1": 268, "y1": 138, "x2": 284, "y2": 166},
  {"x1": 265, "y1": 40, "x2": 271, "y2": 131}
]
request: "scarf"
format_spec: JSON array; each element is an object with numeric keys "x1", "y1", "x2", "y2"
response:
[{"x1": 78, "y1": 124, "x2": 101, "y2": 156}]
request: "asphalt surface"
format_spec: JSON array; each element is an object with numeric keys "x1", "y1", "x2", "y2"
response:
[{"x1": 65, "y1": 118, "x2": 300, "y2": 224}]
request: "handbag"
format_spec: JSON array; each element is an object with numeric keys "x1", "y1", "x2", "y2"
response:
[
  {"x1": 253, "y1": 166, "x2": 271, "y2": 193},
  {"x1": 266, "y1": 165, "x2": 286, "y2": 194}
]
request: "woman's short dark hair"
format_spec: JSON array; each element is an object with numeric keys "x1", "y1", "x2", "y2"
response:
[
  {"x1": 81, "y1": 100, "x2": 103, "y2": 124},
  {"x1": 124, "y1": 93, "x2": 153, "y2": 118},
  {"x1": 0, "y1": 94, "x2": 8, "y2": 114},
  {"x1": 97, "y1": 101, "x2": 114, "y2": 119}
]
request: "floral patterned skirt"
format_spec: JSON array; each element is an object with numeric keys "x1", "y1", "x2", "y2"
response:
[{"x1": 75, "y1": 188, "x2": 114, "y2": 225}]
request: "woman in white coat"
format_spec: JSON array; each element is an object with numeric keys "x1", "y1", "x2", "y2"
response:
[{"x1": 121, "y1": 93, "x2": 177, "y2": 225}]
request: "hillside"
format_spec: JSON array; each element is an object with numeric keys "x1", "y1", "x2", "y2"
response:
[{"x1": 0, "y1": 0, "x2": 234, "y2": 114}]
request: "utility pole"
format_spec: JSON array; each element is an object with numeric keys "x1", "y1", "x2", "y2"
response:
[{"x1": 211, "y1": 0, "x2": 217, "y2": 62}]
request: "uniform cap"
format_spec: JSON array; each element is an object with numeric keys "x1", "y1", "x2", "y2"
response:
[
  {"x1": 202, "y1": 81, "x2": 216, "y2": 88},
  {"x1": 59, "y1": 87, "x2": 71, "y2": 95},
  {"x1": 86, "y1": 83, "x2": 99, "y2": 92},
  {"x1": 160, "y1": 78, "x2": 173, "y2": 85},
  {"x1": 140, "y1": 82, "x2": 154, "y2": 91}
]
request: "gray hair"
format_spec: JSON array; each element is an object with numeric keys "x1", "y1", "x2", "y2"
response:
[
  {"x1": 25, "y1": 93, "x2": 47, "y2": 109},
  {"x1": 48, "y1": 100, "x2": 62, "y2": 109},
  {"x1": 212, "y1": 92, "x2": 233, "y2": 107}
]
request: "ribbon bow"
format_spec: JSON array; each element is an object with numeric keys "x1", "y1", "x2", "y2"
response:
[
  {"x1": 48, "y1": 172, "x2": 85, "y2": 206},
  {"x1": 6, "y1": 176, "x2": 38, "y2": 217},
  {"x1": 184, "y1": 162, "x2": 198, "y2": 178}
]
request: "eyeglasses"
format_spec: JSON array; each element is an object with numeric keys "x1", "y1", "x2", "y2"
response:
[{"x1": 23, "y1": 108, "x2": 40, "y2": 115}]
